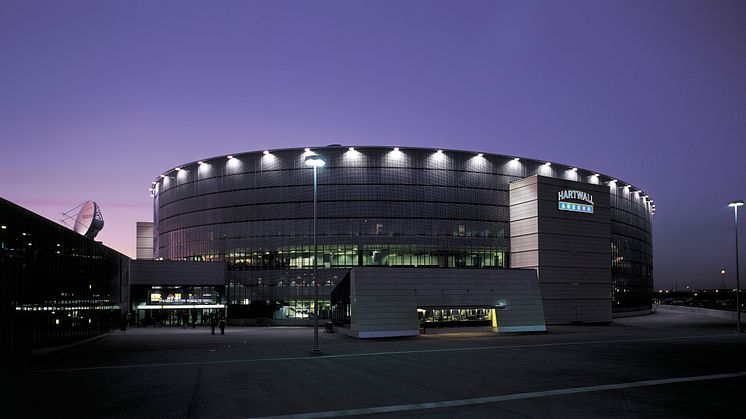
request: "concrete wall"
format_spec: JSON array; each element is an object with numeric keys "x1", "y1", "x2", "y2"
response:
[
  {"x1": 136, "y1": 222, "x2": 154, "y2": 260},
  {"x1": 654, "y1": 304, "x2": 741, "y2": 321},
  {"x1": 510, "y1": 176, "x2": 612, "y2": 324},
  {"x1": 346, "y1": 267, "x2": 546, "y2": 338}
]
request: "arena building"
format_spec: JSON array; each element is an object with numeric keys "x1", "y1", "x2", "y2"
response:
[{"x1": 145, "y1": 146, "x2": 653, "y2": 334}]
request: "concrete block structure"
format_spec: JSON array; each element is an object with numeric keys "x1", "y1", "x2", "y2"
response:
[{"x1": 331, "y1": 267, "x2": 546, "y2": 338}]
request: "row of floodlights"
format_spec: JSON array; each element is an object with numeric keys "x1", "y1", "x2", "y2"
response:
[{"x1": 151, "y1": 148, "x2": 652, "y2": 205}]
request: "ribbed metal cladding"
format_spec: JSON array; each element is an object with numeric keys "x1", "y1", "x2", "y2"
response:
[{"x1": 152, "y1": 146, "x2": 653, "y2": 312}]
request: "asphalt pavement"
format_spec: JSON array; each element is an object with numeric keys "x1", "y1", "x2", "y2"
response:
[{"x1": 4, "y1": 309, "x2": 745, "y2": 418}]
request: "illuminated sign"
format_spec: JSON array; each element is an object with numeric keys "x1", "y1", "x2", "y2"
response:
[{"x1": 558, "y1": 189, "x2": 594, "y2": 213}]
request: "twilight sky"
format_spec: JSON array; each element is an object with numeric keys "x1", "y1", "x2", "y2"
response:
[{"x1": 1, "y1": 0, "x2": 745, "y2": 289}]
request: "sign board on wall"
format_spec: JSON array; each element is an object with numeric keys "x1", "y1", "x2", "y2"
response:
[{"x1": 558, "y1": 189, "x2": 594, "y2": 213}]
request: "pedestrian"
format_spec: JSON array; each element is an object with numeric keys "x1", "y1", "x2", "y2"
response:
[
  {"x1": 120, "y1": 314, "x2": 127, "y2": 333},
  {"x1": 182, "y1": 311, "x2": 188, "y2": 329},
  {"x1": 210, "y1": 314, "x2": 217, "y2": 335},
  {"x1": 219, "y1": 316, "x2": 226, "y2": 335}
]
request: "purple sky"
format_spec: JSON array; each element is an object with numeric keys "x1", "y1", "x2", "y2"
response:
[{"x1": 2, "y1": 0, "x2": 745, "y2": 289}]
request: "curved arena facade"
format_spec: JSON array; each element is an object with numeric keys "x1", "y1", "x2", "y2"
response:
[{"x1": 151, "y1": 146, "x2": 653, "y2": 324}]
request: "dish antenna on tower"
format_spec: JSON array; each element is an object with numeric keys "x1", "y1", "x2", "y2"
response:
[{"x1": 61, "y1": 200, "x2": 105, "y2": 239}]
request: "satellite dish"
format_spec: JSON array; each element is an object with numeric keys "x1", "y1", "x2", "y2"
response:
[{"x1": 61, "y1": 200, "x2": 105, "y2": 239}]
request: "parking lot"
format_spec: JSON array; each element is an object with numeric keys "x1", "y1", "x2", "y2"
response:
[{"x1": 4, "y1": 308, "x2": 745, "y2": 418}]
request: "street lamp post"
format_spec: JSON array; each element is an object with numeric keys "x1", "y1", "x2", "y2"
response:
[
  {"x1": 305, "y1": 154, "x2": 326, "y2": 352},
  {"x1": 728, "y1": 200, "x2": 743, "y2": 333}
]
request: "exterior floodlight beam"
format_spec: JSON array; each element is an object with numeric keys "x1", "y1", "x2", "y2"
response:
[
  {"x1": 305, "y1": 154, "x2": 326, "y2": 352},
  {"x1": 729, "y1": 200, "x2": 744, "y2": 332}
]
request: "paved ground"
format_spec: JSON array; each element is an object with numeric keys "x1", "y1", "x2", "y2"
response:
[{"x1": 4, "y1": 309, "x2": 746, "y2": 418}]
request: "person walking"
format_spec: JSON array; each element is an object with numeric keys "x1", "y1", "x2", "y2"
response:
[
  {"x1": 218, "y1": 316, "x2": 226, "y2": 335},
  {"x1": 209, "y1": 313, "x2": 217, "y2": 335}
]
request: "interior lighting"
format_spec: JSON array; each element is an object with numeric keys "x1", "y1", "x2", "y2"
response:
[
  {"x1": 477, "y1": 153, "x2": 484, "y2": 157},
  {"x1": 593, "y1": 173, "x2": 600, "y2": 177},
  {"x1": 305, "y1": 148, "x2": 311, "y2": 152},
  {"x1": 544, "y1": 162, "x2": 551, "y2": 166},
  {"x1": 436, "y1": 149, "x2": 443, "y2": 153},
  {"x1": 175, "y1": 167, "x2": 181, "y2": 171},
  {"x1": 348, "y1": 147, "x2": 355, "y2": 151},
  {"x1": 393, "y1": 147, "x2": 400, "y2": 151},
  {"x1": 160, "y1": 174, "x2": 166, "y2": 178},
  {"x1": 198, "y1": 161, "x2": 204, "y2": 165},
  {"x1": 513, "y1": 157, "x2": 520, "y2": 162},
  {"x1": 263, "y1": 151, "x2": 270, "y2": 155},
  {"x1": 227, "y1": 155, "x2": 234, "y2": 159},
  {"x1": 571, "y1": 167, "x2": 578, "y2": 172}
]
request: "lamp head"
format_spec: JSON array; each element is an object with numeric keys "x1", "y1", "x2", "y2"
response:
[
  {"x1": 304, "y1": 155, "x2": 326, "y2": 167},
  {"x1": 728, "y1": 200, "x2": 744, "y2": 208}
]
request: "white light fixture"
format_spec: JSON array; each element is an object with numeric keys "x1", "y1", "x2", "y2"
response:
[
  {"x1": 545, "y1": 162, "x2": 551, "y2": 166},
  {"x1": 571, "y1": 167, "x2": 578, "y2": 172},
  {"x1": 513, "y1": 157, "x2": 520, "y2": 162},
  {"x1": 436, "y1": 149, "x2": 443, "y2": 153},
  {"x1": 1, "y1": 226, "x2": 6, "y2": 229},
  {"x1": 198, "y1": 161, "x2": 204, "y2": 165},
  {"x1": 160, "y1": 174, "x2": 166, "y2": 178},
  {"x1": 593, "y1": 173, "x2": 600, "y2": 177},
  {"x1": 305, "y1": 148, "x2": 311, "y2": 152},
  {"x1": 227, "y1": 155, "x2": 234, "y2": 159},
  {"x1": 263, "y1": 150, "x2": 270, "y2": 155},
  {"x1": 477, "y1": 153, "x2": 484, "y2": 157},
  {"x1": 348, "y1": 147, "x2": 355, "y2": 151},
  {"x1": 304, "y1": 154, "x2": 326, "y2": 167},
  {"x1": 393, "y1": 147, "x2": 400, "y2": 152},
  {"x1": 175, "y1": 167, "x2": 181, "y2": 171},
  {"x1": 151, "y1": 181, "x2": 156, "y2": 185}
]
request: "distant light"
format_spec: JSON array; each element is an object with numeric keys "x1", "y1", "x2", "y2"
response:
[
  {"x1": 304, "y1": 154, "x2": 326, "y2": 167},
  {"x1": 544, "y1": 162, "x2": 551, "y2": 166},
  {"x1": 393, "y1": 147, "x2": 400, "y2": 152},
  {"x1": 227, "y1": 155, "x2": 234, "y2": 159},
  {"x1": 1, "y1": 225, "x2": 6, "y2": 229},
  {"x1": 477, "y1": 153, "x2": 484, "y2": 157},
  {"x1": 198, "y1": 161, "x2": 204, "y2": 165},
  {"x1": 304, "y1": 148, "x2": 311, "y2": 152},
  {"x1": 263, "y1": 150, "x2": 270, "y2": 155},
  {"x1": 348, "y1": 147, "x2": 355, "y2": 151},
  {"x1": 513, "y1": 157, "x2": 520, "y2": 162},
  {"x1": 571, "y1": 167, "x2": 578, "y2": 172},
  {"x1": 729, "y1": 200, "x2": 745, "y2": 208},
  {"x1": 436, "y1": 150, "x2": 443, "y2": 153}
]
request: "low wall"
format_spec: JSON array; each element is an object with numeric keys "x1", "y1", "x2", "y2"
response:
[
  {"x1": 612, "y1": 308, "x2": 653, "y2": 319},
  {"x1": 654, "y1": 304, "x2": 740, "y2": 321}
]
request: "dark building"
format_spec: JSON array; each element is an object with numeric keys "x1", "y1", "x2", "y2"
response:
[
  {"x1": 150, "y1": 146, "x2": 653, "y2": 325},
  {"x1": 0, "y1": 198, "x2": 129, "y2": 357}
]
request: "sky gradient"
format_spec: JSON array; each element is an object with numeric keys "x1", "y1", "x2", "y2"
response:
[{"x1": 1, "y1": 0, "x2": 745, "y2": 289}]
